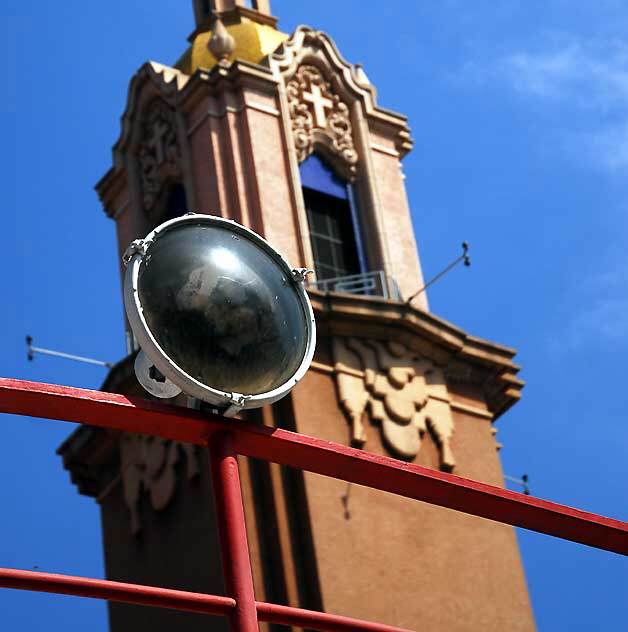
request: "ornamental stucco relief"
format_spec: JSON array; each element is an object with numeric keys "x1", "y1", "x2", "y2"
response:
[
  {"x1": 332, "y1": 338, "x2": 455, "y2": 470},
  {"x1": 120, "y1": 434, "x2": 199, "y2": 534},
  {"x1": 137, "y1": 99, "x2": 182, "y2": 216},
  {"x1": 286, "y1": 64, "x2": 358, "y2": 171}
]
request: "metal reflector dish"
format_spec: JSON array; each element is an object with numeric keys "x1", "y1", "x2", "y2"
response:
[{"x1": 123, "y1": 213, "x2": 316, "y2": 414}]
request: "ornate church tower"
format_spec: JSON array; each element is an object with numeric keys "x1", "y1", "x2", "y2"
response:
[{"x1": 59, "y1": 2, "x2": 535, "y2": 630}]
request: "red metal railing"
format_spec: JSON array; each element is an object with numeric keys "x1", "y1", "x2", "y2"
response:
[{"x1": 0, "y1": 377, "x2": 626, "y2": 631}]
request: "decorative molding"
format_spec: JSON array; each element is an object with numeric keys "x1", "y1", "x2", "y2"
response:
[
  {"x1": 267, "y1": 27, "x2": 377, "y2": 108},
  {"x1": 266, "y1": 26, "x2": 413, "y2": 157},
  {"x1": 187, "y1": 105, "x2": 245, "y2": 136},
  {"x1": 112, "y1": 199, "x2": 130, "y2": 220},
  {"x1": 332, "y1": 337, "x2": 455, "y2": 470},
  {"x1": 310, "y1": 357, "x2": 493, "y2": 420},
  {"x1": 309, "y1": 360, "x2": 335, "y2": 374},
  {"x1": 120, "y1": 434, "x2": 200, "y2": 535},
  {"x1": 147, "y1": 61, "x2": 190, "y2": 91},
  {"x1": 137, "y1": 99, "x2": 183, "y2": 217},
  {"x1": 450, "y1": 400, "x2": 494, "y2": 420},
  {"x1": 370, "y1": 142, "x2": 399, "y2": 157},
  {"x1": 95, "y1": 167, "x2": 129, "y2": 219},
  {"x1": 111, "y1": 62, "x2": 187, "y2": 163},
  {"x1": 286, "y1": 64, "x2": 358, "y2": 171},
  {"x1": 308, "y1": 289, "x2": 524, "y2": 420},
  {"x1": 244, "y1": 101, "x2": 281, "y2": 117},
  {"x1": 188, "y1": 101, "x2": 280, "y2": 136}
]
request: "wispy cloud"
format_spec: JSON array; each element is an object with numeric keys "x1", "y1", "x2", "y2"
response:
[
  {"x1": 497, "y1": 40, "x2": 628, "y2": 108},
  {"x1": 459, "y1": 36, "x2": 628, "y2": 170},
  {"x1": 455, "y1": 31, "x2": 628, "y2": 352},
  {"x1": 576, "y1": 121, "x2": 628, "y2": 170},
  {"x1": 500, "y1": 40, "x2": 628, "y2": 348},
  {"x1": 552, "y1": 250, "x2": 628, "y2": 352},
  {"x1": 563, "y1": 297, "x2": 628, "y2": 350}
]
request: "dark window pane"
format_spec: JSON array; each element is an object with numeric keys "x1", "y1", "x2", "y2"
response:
[
  {"x1": 315, "y1": 238, "x2": 334, "y2": 273},
  {"x1": 317, "y1": 263, "x2": 338, "y2": 279},
  {"x1": 303, "y1": 187, "x2": 360, "y2": 281},
  {"x1": 333, "y1": 242, "x2": 351, "y2": 273},
  {"x1": 163, "y1": 182, "x2": 188, "y2": 221},
  {"x1": 307, "y1": 205, "x2": 328, "y2": 235},
  {"x1": 327, "y1": 213, "x2": 344, "y2": 242}
]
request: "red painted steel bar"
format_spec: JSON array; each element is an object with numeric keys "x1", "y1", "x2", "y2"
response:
[
  {"x1": 0, "y1": 567, "x2": 235, "y2": 616},
  {"x1": 209, "y1": 433, "x2": 259, "y2": 632},
  {"x1": 256, "y1": 601, "x2": 413, "y2": 632},
  {"x1": 0, "y1": 378, "x2": 216, "y2": 444},
  {"x1": 0, "y1": 567, "x2": 411, "y2": 632},
  {"x1": 1, "y1": 378, "x2": 627, "y2": 555}
]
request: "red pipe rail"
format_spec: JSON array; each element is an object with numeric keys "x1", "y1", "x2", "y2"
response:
[
  {"x1": 0, "y1": 567, "x2": 235, "y2": 617},
  {"x1": 0, "y1": 568, "x2": 409, "y2": 632},
  {"x1": 0, "y1": 377, "x2": 626, "y2": 631},
  {"x1": 209, "y1": 433, "x2": 259, "y2": 631},
  {"x1": 0, "y1": 378, "x2": 626, "y2": 555}
]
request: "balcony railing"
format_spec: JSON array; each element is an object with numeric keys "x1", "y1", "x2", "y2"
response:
[{"x1": 308, "y1": 270, "x2": 391, "y2": 299}]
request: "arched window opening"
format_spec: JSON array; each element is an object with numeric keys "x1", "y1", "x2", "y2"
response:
[
  {"x1": 300, "y1": 153, "x2": 366, "y2": 282},
  {"x1": 162, "y1": 182, "x2": 189, "y2": 223}
]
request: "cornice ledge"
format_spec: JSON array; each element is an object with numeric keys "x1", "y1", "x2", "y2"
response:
[
  {"x1": 308, "y1": 289, "x2": 524, "y2": 419},
  {"x1": 186, "y1": 58, "x2": 278, "y2": 96},
  {"x1": 95, "y1": 60, "x2": 195, "y2": 215},
  {"x1": 459, "y1": 334, "x2": 519, "y2": 370},
  {"x1": 266, "y1": 26, "x2": 377, "y2": 105},
  {"x1": 177, "y1": 61, "x2": 279, "y2": 123},
  {"x1": 57, "y1": 353, "x2": 144, "y2": 499},
  {"x1": 100, "y1": 352, "x2": 139, "y2": 394},
  {"x1": 112, "y1": 61, "x2": 189, "y2": 160},
  {"x1": 309, "y1": 289, "x2": 464, "y2": 354},
  {"x1": 367, "y1": 116, "x2": 414, "y2": 158},
  {"x1": 57, "y1": 424, "x2": 119, "y2": 498},
  {"x1": 95, "y1": 166, "x2": 127, "y2": 218}
]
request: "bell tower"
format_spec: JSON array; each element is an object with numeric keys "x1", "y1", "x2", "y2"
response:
[{"x1": 59, "y1": 3, "x2": 536, "y2": 631}]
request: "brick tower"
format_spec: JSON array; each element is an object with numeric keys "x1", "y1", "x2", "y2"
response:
[{"x1": 59, "y1": 2, "x2": 536, "y2": 630}]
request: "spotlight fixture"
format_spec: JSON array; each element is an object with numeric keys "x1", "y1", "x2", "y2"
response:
[{"x1": 123, "y1": 213, "x2": 316, "y2": 416}]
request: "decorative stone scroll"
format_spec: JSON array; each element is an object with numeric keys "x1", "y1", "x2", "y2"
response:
[
  {"x1": 120, "y1": 434, "x2": 199, "y2": 534},
  {"x1": 332, "y1": 338, "x2": 455, "y2": 470},
  {"x1": 137, "y1": 99, "x2": 182, "y2": 215},
  {"x1": 286, "y1": 64, "x2": 358, "y2": 171}
]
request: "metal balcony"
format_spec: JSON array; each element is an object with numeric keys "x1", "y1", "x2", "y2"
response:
[{"x1": 307, "y1": 270, "x2": 393, "y2": 299}]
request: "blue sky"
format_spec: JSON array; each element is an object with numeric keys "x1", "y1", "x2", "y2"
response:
[{"x1": 0, "y1": 1, "x2": 626, "y2": 630}]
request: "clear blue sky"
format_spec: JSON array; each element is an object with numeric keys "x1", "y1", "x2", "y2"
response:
[{"x1": 0, "y1": 1, "x2": 626, "y2": 630}]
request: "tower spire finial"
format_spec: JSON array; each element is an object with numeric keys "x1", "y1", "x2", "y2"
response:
[{"x1": 208, "y1": 13, "x2": 235, "y2": 63}]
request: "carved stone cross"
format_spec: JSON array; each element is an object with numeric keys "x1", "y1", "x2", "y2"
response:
[
  {"x1": 302, "y1": 81, "x2": 333, "y2": 128},
  {"x1": 286, "y1": 65, "x2": 358, "y2": 169},
  {"x1": 148, "y1": 117, "x2": 170, "y2": 164}
]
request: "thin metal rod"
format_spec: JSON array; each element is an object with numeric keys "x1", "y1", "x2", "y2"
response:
[
  {"x1": 256, "y1": 601, "x2": 412, "y2": 632},
  {"x1": 0, "y1": 567, "x2": 235, "y2": 616},
  {"x1": 0, "y1": 378, "x2": 626, "y2": 555},
  {"x1": 406, "y1": 242, "x2": 470, "y2": 304},
  {"x1": 0, "y1": 567, "x2": 411, "y2": 632},
  {"x1": 209, "y1": 433, "x2": 259, "y2": 632},
  {"x1": 504, "y1": 474, "x2": 530, "y2": 495},
  {"x1": 30, "y1": 346, "x2": 113, "y2": 368},
  {"x1": 26, "y1": 336, "x2": 112, "y2": 368}
]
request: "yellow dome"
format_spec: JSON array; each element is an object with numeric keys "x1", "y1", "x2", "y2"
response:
[{"x1": 176, "y1": 19, "x2": 288, "y2": 74}]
